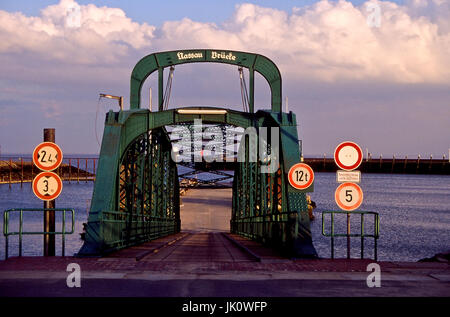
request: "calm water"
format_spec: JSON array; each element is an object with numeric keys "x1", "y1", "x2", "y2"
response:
[{"x1": 0, "y1": 173, "x2": 449, "y2": 261}]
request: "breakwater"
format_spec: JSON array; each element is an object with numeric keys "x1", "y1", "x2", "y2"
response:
[
  {"x1": 0, "y1": 158, "x2": 96, "y2": 186},
  {"x1": 303, "y1": 157, "x2": 449, "y2": 174},
  {"x1": 1, "y1": 155, "x2": 448, "y2": 188}
]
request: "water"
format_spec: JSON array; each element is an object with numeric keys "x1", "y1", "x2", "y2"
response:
[
  {"x1": 0, "y1": 181, "x2": 92, "y2": 259},
  {"x1": 310, "y1": 173, "x2": 450, "y2": 261},
  {"x1": 0, "y1": 173, "x2": 449, "y2": 262}
]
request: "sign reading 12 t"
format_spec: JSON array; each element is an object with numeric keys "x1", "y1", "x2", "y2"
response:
[{"x1": 288, "y1": 163, "x2": 314, "y2": 191}]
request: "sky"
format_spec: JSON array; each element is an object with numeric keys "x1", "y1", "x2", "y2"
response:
[{"x1": 0, "y1": 0, "x2": 449, "y2": 157}]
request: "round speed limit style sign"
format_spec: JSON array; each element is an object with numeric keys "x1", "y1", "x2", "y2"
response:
[
  {"x1": 335, "y1": 182, "x2": 363, "y2": 211},
  {"x1": 288, "y1": 163, "x2": 314, "y2": 190},
  {"x1": 33, "y1": 142, "x2": 63, "y2": 171},
  {"x1": 32, "y1": 172, "x2": 63, "y2": 201},
  {"x1": 334, "y1": 141, "x2": 363, "y2": 171}
]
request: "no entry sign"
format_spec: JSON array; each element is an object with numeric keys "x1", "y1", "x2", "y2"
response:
[
  {"x1": 334, "y1": 141, "x2": 363, "y2": 171},
  {"x1": 288, "y1": 163, "x2": 314, "y2": 190},
  {"x1": 32, "y1": 172, "x2": 63, "y2": 201},
  {"x1": 33, "y1": 142, "x2": 63, "y2": 171},
  {"x1": 335, "y1": 182, "x2": 363, "y2": 211}
]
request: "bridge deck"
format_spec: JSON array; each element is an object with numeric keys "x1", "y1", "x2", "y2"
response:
[
  {"x1": 107, "y1": 188, "x2": 285, "y2": 262},
  {"x1": 139, "y1": 232, "x2": 255, "y2": 262}
]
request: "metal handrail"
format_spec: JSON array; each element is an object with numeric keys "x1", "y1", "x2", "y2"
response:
[
  {"x1": 3, "y1": 208, "x2": 75, "y2": 259},
  {"x1": 322, "y1": 210, "x2": 379, "y2": 260}
]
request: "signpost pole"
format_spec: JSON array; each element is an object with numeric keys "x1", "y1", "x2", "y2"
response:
[
  {"x1": 43, "y1": 128, "x2": 56, "y2": 256},
  {"x1": 347, "y1": 212, "x2": 351, "y2": 259}
]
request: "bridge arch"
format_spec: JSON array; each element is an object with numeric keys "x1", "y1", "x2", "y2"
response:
[{"x1": 130, "y1": 49, "x2": 282, "y2": 112}]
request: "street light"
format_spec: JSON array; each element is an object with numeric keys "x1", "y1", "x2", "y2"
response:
[{"x1": 100, "y1": 93, "x2": 123, "y2": 110}]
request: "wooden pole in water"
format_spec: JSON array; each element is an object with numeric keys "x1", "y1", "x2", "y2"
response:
[
  {"x1": 391, "y1": 155, "x2": 395, "y2": 173},
  {"x1": 20, "y1": 157, "x2": 23, "y2": 187},
  {"x1": 31, "y1": 159, "x2": 33, "y2": 185},
  {"x1": 9, "y1": 158, "x2": 12, "y2": 189},
  {"x1": 43, "y1": 128, "x2": 56, "y2": 256}
]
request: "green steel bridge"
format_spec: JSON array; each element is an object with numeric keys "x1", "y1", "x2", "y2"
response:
[{"x1": 78, "y1": 49, "x2": 317, "y2": 258}]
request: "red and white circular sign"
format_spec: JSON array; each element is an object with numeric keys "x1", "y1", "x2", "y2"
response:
[
  {"x1": 32, "y1": 172, "x2": 63, "y2": 201},
  {"x1": 335, "y1": 182, "x2": 363, "y2": 211},
  {"x1": 334, "y1": 141, "x2": 363, "y2": 171},
  {"x1": 288, "y1": 163, "x2": 314, "y2": 190},
  {"x1": 33, "y1": 142, "x2": 63, "y2": 171}
]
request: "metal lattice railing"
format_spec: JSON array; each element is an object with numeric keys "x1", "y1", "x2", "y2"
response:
[
  {"x1": 3, "y1": 208, "x2": 75, "y2": 259},
  {"x1": 322, "y1": 210, "x2": 379, "y2": 260}
]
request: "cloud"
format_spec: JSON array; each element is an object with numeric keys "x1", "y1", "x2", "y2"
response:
[
  {"x1": 0, "y1": 0, "x2": 448, "y2": 82},
  {"x1": 0, "y1": 0, "x2": 449, "y2": 155},
  {"x1": 0, "y1": 0, "x2": 155, "y2": 64},
  {"x1": 154, "y1": 0, "x2": 450, "y2": 84}
]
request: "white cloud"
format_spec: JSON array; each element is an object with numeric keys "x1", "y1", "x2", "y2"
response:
[
  {"x1": 152, "y1": 0, "x2": 450, "y2": 83},
  {"x1": 0, "y1": 0, "x2": 155, "y2": 64},
  {"x1": 0, "y1": 0, "x2": 448, "y2": 83}
]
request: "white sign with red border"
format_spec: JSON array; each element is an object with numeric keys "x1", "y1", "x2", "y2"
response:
[
  {"x1": 334, "y1": 141, "x2": 363, "y2": 171},
  {"x1": 33, "y1": 142, "x2": 63, "y2": 171},
  {"x1": 32, "y1": 172, "x2": 63, "y2": 201},
  {"x1": 288, "y1": 163, "x2": 314, "y2": 190},
  {"x1": 335, "y1": 182, "x2": 363, "y2": 211}
]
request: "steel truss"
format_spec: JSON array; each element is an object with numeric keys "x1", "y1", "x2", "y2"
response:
[{"x1": 78, "y1": 49, "x2": 317, "y2": 257}]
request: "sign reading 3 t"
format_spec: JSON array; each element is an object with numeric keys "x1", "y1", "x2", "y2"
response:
[
  {"x1": 33, "y1": 142, "x2": 63, "y2": 171},
  {"x1": 32, "y1": 172, "x2": 63, "y2": 201},
  {"x1": 288, "y1": 163, "x2": 314, "y2": 190}
]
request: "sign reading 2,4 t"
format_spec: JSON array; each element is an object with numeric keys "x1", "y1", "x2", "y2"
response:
[
  {"x1": 288, "y1": 163, "x2": 314, "y2": 190},
  {"x1": 33, "y1": 142, "x2": 63, "y2": 171}
]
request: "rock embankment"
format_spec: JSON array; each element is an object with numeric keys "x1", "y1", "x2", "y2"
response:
[{"x1": 418, "y1": 251, "x2": 450, "y2": 263}]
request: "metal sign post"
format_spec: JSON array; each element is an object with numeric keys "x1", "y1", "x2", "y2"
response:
[
  {"x1": 32, "y1": 129, "x2": 64, "y2": 256},
  {"x1": 333, "y1": 141, "x2": 364, "y2": 259},
  {"x1": 44, "y1": 129, "x2": 55, "y2": 256}
]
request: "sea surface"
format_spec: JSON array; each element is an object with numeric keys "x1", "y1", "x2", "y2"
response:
[{"x1": 0, "y1": 171, "x2": 449, "y2": 262}]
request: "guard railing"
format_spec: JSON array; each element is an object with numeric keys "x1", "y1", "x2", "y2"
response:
[
  {"x1": 322, "y1": 210, "x2": 379, "y2": 260},
  {"x1": 3, "y1": 208, "x2": 75, "y2": 259}
]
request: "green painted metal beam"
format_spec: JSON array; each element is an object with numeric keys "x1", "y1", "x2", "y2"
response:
[{"x1": 130, "y1": 49, "x2": 282, "y2": 112}]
